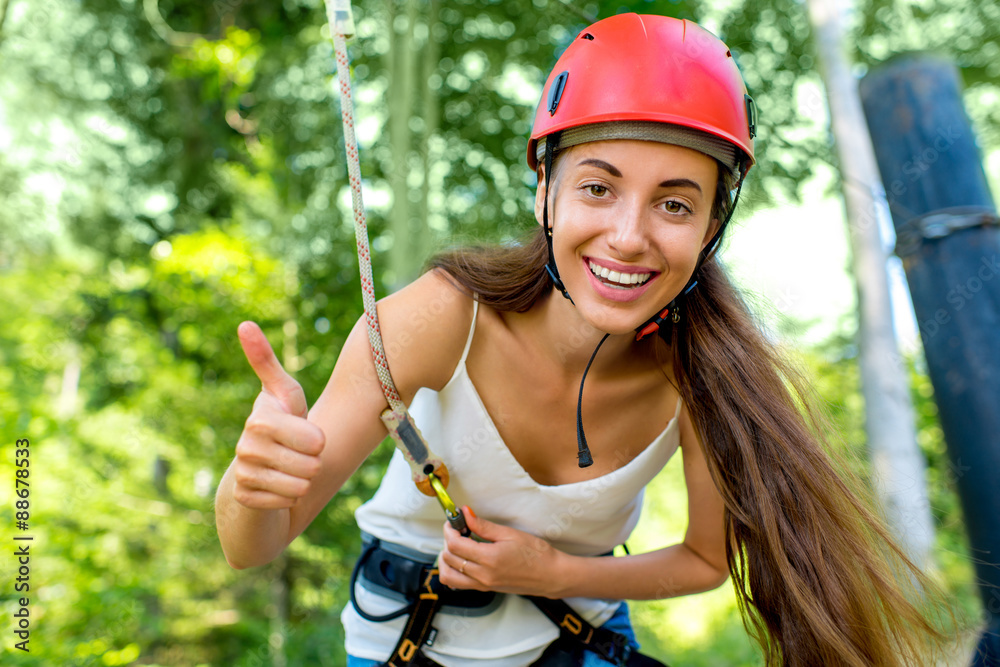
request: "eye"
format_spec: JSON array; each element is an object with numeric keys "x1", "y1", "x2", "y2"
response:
[
  {"x1": 585, "y1": 184, "x2": 609, "y2": 197},
  {"x1": 663, "y1": 200, "x2": 691, "y2": 215}
]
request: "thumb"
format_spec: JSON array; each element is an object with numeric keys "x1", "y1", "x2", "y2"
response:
[
  {"x1": 238, "y1": 321, "x2": 308, "y2": 417},
  {"x1": 462, "y1": 506, "x2": 506, "y2": 542}
]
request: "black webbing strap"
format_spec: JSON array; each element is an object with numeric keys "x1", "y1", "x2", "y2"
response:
[
  {"x1": 366, "y1": 546, "x2": 669, "y2": 666},
  {"x1": 383, "y1": 567, "x2": 446, "y2": 667},
  {"x1": 526, "y1": 597, "x2": 669, "y2": 667},
  {"x1": 379, "y1": 587, "x2": 668, "y2": 667}
]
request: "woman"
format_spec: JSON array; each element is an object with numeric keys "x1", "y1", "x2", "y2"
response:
[{"x1": 217, "y1": 13, "x2": 946, "y2": 667}]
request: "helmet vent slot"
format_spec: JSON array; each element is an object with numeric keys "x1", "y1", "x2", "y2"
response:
[
  {"x1": 745, "y1": 94, "x2": 758, "y2": 139},
  {"x1": 581, "y1": 33, "x2": 595, "y2": 40},
  {"x1": 547, "y1": 71, "x2": 569, "y2": 116}
]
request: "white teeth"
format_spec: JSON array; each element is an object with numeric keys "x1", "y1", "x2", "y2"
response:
[{"x1": 588, "y1": 261, "x2": 652, "y2": 287}]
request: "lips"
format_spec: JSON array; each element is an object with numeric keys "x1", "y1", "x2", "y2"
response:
[
  {"x1": 582, "y1": 257, "x2": 659, "y2": 303},
  {"x1": 587, "y1": 260, "x2": 652, "y2": 288}
]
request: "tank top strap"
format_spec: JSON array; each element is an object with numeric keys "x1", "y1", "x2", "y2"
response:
[{"x1": 446, "y1": 298, "x2": 479, "y2": 386}]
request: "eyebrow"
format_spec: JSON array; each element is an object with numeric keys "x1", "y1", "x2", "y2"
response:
[
  {"x1": 577, "y1": 158, "x2": 622, "y2": 177},
  {"x1": 658, "y1": 178, "x2": 703, "y2": 194},
  {"x1": 576, "y1": 159, "x2": 704, "y2": 194}
]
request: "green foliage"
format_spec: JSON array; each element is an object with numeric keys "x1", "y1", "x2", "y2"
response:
[{"x1": 0, "y1": 0, "x2": 988, "y2": 664}]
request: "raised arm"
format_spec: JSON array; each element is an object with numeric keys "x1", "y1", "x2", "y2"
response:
[{"x1": 216, "y1": 270, "x2": 473, "y2": 569}]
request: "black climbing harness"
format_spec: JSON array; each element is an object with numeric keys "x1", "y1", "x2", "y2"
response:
[{"x1": 349, "y1": 536, "x2": 669, "y2": 667}]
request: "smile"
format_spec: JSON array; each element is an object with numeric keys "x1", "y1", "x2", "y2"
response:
[{"x1": 587, "y1": 260, "x2": 652, "y2": 289}]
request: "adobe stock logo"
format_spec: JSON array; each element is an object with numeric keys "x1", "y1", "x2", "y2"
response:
[
  {"x1": 945, "y1": 255, "x2": 1000, "y2": 310},
  {"x1": 885, "y1": 126, "x2": 964, "y2": 198},
  {"x1": 920, "y1": 254, "x2": 1000, "y2": 339}
]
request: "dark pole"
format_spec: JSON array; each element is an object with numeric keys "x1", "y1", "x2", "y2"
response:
[{"x1": 860, "y1": 54, "x2": 1000, "y2": 664}]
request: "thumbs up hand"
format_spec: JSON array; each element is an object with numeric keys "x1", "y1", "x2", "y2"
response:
[{"x1": 232, "y1": 321, "x2": 327, "y2": 510}]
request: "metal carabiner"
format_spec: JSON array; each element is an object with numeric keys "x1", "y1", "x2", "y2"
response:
[{"x1": 427, "y1": 473, "x2": 470, "y2": 537}]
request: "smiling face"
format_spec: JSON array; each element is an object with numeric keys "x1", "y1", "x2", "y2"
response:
[{"x1": 536, "y1": 139, "x2": 721, "y2": 335}]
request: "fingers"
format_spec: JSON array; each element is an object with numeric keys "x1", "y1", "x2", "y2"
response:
[
  {"x1": 231, "y1": 484, "x2": 300, "y2": 510},
  {"x1": 231, "y1": 435, "x2": 323, "y2": 508},
  {"x1": 238, "y1": 321, "x2": 308, "y2": 417},
  {"x1": 231, "y1": 322, "x2": 326, "y2": 511},
  {"x1": 441, "y1": 517, "x2": 498, "y2": 570},
  {"x1": 444, "y1": 514, "x2": 551, "y2": 565},
  {"x1": 458, "y1": 507, "x2": 507, "y2": 542},
  {"x1": 243, "y1": 404, "x2": 326, "y2": 457},
  {"x1": 232, "y1": 383, "x2": 326, "y2": 510},
  {"x1": 443, "y1": 520, "x2": 481, "y2": 557},
  {"x1": 236, "y1": 429, "x2": 323, "y2": 477},
  {"x1": 438, "y1": 549, "x2": 484, "y2": 590},
  {"x1": 440, "y1": 519, "x2": 483, "y2": 588},
  {"x1": 438, "y1": 511, "x2": 564, "y2": 596},
  {"x1": 233, "y1": 458, "x2": 314, "y2": 500}
]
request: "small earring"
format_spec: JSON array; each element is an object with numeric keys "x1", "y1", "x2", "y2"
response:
[
  {"x1": 547, "y1": 229, "x2": 553, "y2": 237},
  {"x1": 671, "y1": 307, "x2": 681, "y2": 324}
]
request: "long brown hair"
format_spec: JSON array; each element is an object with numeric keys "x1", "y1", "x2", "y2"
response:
[{"x1": 428, "y1": 160, "x2": 950, "y2": 666}]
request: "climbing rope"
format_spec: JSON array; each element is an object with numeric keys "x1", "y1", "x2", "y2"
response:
[
  {"x1": 325, "y1": 1, "x2": 402, "y2": 412},
  {"x1": 323, "y1": 0, "x2": 465, "y2": 522}
]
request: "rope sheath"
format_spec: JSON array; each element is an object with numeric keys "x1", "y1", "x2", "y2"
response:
[{"x1": 330, "y1": 27, "x2": 405, "y2": 413}]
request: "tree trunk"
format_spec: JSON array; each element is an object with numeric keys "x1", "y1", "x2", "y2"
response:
[
  {"x1": 266, "y1": 308, "x2": 300, "y2": 667},
  {"x1": 804, "y1": 0, "x2": 935, "y2": 568},
  {"x1": 860, "y1": 55, "x2": 1000, "y2": 663},
  {"x1": 269, "y1": 556, "x2": 289, "y2": 667},
  {"x1": 385, "y1": 0, "x2": 420, "y2": 290},
  {"x1": 417, "y1": 0, "x2": 441, "y2": 267},
  {"x1": 57, "y1": 346, "x2": 81, "y2": 419},
  {"x1": 0, "y1": 0, "x2": 10, "y2": 44}
]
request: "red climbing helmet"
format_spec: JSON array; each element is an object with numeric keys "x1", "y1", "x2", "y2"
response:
[{"x1": 527, "y1": 13, "x2": 756, "y2": 176}]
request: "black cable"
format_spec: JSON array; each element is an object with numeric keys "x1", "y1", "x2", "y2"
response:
[{"x1": 575, "y1": 333, "x2": 609, "y2": 468}]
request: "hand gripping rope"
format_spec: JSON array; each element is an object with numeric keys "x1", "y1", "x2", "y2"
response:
[{"x1": 323, "y1": 0, "x2": 468, "y2": 536}]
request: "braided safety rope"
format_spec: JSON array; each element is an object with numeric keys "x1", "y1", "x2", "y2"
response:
[
  {"x1": 325, "y1": 1, "x2": 401, "y2": 411},
  {"x1": 323, "y1": 0, "x2": 456, "y2": 502}
]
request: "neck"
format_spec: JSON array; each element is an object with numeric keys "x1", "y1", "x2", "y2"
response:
[{"x1": 524, "y1": 289, "x2": 651, "y2": 379}]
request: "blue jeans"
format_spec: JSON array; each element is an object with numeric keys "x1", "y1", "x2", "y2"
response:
[{"x1": 347, "y1": 602, "x2": 640, "y2": 666}]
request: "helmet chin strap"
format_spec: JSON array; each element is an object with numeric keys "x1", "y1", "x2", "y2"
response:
[
  {"x1": 542, "y1": 132, "x2": 573, "y2": 303},
  {"x1": 541, "y1": 132, "x2": 602, "y2": 468},
  {"x1": 539, "y1": 133, "x2": 598, "y2": 468}
]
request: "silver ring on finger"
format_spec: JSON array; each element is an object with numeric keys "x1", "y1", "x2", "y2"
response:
[{"x1": 460, "y1": 559, "x2": 468, "y2": 575}]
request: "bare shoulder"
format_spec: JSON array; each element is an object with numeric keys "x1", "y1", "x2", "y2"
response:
[{"x1": 374, "y1": 268, "x2": 476, "y2": 397}]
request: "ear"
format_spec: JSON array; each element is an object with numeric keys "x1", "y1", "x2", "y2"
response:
[{"x1": 534, "y1": 165, "x2": 548, "y2": 227}]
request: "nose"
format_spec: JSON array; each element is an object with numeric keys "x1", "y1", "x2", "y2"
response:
[{"x1": 608, "y1": 202, "x2": 649, "y2": 259}]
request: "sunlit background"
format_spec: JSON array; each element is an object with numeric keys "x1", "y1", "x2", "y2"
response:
[{"x1": 1, "y1": 0, "x2": 997, "y2": 664}]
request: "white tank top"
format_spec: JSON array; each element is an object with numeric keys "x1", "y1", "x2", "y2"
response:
[{"x1": 342, "y1": 301, "x2": 682, "y2": 665}]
